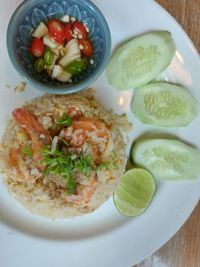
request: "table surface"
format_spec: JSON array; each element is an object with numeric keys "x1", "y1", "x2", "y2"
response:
[{"x1": 135, "y1": 0, "x2": 200, "y2": 266}]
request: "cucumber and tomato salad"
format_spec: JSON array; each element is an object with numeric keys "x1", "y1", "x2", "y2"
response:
[{"x1": 29, "y1": 16, "x2": 94, "y2": 82}]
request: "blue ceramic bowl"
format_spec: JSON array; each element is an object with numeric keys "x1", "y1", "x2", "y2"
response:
[{"x1": 7, "y1": 0, "x2": 111, "y2": 94}]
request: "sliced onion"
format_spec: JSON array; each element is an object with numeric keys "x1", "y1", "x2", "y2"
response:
[
  {"x1": 32, "y1": 22, "x2": 48, "y2": 38},
  {"x1": 51, "y1": 65, "x2": 63, "y2": 79},
  {"x1": 51, "y1": 136, "x2": 58, "y2": 154}
]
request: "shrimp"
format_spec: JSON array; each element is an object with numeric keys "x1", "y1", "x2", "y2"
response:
[
  {"x1": 81, "y1": 175, "x2": 98, "y2": 205},
  {"x1": 60, "y1": 118, "x2": 110, "y2": 147},
  {"x1": 72, "y1": 118, "x2": 110, "y2": 139},
  {"x1": 67, "y1": 173, "x2": 98, "y2": 207},
  {"x1": 8, "y1": 147, "x2": 22, "y2": 177},
  {"x1": 59, "y1": 117, "x2": 112, "y2": 164},
  {"x1": 12, "y1": 108, "x2": 51, "y2": 160},
  {"x1": 66, "y1": 106, "x2": 83, "y2": 119},
  {"x1": 8, "y1": 146, "x2": 30, "y2": 181},
  {"x1": 59, "y1": 126, "x2": 86, "y2": 147}
]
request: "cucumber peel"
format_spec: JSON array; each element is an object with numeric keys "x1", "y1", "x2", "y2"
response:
[
  {"x1": 131, "y1": 82, "x2": 198, "y2": 127},
  {"x1": 132, "y1": 139, "x2": 200, "y2": 181},
  {"x1": 106, "y1": 31, "x2": 176, "y2": 90}
]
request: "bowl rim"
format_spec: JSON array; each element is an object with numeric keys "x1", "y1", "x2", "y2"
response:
[{"x1": 6, "y1": 0, "x2": 111, "y2": 94}]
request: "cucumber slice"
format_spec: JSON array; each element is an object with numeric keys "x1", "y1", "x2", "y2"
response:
[
  {"x1": 106, "y1": 31, "x2": 176, "y2": 90},
  {"x1": 131, "y1": 82, "x2": 198, "y2": 127},
  {"x1": 132, "y1": 139, "x2": 200, "y2": 181}
]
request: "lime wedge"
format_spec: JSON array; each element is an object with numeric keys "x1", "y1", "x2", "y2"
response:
[{"x1": 113, "y1": 168, "x2": 156, "y2": 217}]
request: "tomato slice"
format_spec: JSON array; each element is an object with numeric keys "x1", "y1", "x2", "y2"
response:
[
  {"x1": 64, "y1": 22, "x2": 73, "y2": 42},
  {"x1": 78, "y1": 39, "x2": 93, "y2": 57},
  {"x1": 48, "y1": 19, "x2": 65, "y2": 44},
  {"x1": 30, "y1": 38, "x2": 44, "y2": 57},
  {"x1": 72, "y1": 21, "x2": 88, "y2": 39}
]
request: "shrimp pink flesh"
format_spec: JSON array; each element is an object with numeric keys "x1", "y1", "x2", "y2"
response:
[
  {"x1": 8, "y1": 147, "x2": 21, "y2": 174},
  {"x1": 67, "y1": 174, "x2": 98, "y2": 207},
  {"x1": 61, "y1": 118, "x2": 110, "y2": 147},
  {"x1": 66, "y1": 106, "x2": 83, "y2": 119},
  {"x1": 12, "y1": 108, "x2": 51, "y2": 159}
]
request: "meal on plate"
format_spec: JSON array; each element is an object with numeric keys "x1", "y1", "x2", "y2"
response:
[
  {"x1": 1, "y1": 26, "x2": 199, "y2": 219},
  {"x1": 0, "y1": 93, "x2": 131, "y2": 218},
  {"x1": 29, "y1": 15, "x2": 94, "y2": 82}
]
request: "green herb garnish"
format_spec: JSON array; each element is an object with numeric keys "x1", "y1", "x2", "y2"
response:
[
  {"x1": 41, "y1": 147, "x2": 93, "y2": 195},
  {"x1": 74, "y1": 154, "x2": 93, "y2": 176},
  {"x1": 112, "y1": 161, "x2": 119, "y2": 170},
  {"x1": 111, "y1": 150, "x2": 117, "y2": 159},
  {"x1": 96, "y1": 159, "x2": 119, "y2": 171},
  {"x1": 64, "y1": 176, "x2": 76, "y2": 195},
  {"x1": 96, "y1": 161, "x2": 110, "y2": 171},
  {"x1": 57, "y1": 115, "x2": 72, "y2": 127},
  {"x1": 21, "y1": 146, "x2": 33, "y2": 157},
  {"x1": 62, "y1": 139, "x2": 69, "y2": 146}
]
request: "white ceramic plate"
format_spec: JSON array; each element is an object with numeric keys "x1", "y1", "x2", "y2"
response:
[{"x1": 0, "y1": 0, "x2": 200, "y2": 266}]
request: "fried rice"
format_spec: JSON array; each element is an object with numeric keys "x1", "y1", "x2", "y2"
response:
[{"x1": 0, "y1": 93, "x2": 131, "y2": 218}]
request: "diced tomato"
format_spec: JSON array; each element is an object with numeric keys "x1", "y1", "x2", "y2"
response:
[
  {"x1": 78, "y1": 39, "x2": 93, "y2": 57},
  {"x1": 30, "y1": 38, "x2": 44, "y2": 57},
  {"x1": 48, "y1": 19, "x2": 65, "y2": 44},
  {"x1": 64, "y1": 22, "x2": 73, "y2": 42},
  {"x1": 72, "y1": 21, "x2": 88, "y2": 39}
]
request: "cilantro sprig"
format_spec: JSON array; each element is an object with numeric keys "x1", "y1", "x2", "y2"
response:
[
  {"x1": 74, "y1": 154, "x2": 93, "y2": 176},
  {"x1": 96, "y1": 150, "x2": 119, "y2": 171},
  {"x1": 96, "y1": 161, "x2": 110, "y2": 171},
  {"x1": 57, "y1": 115, "x2": 72, "y2": 127},
  {"x1": 41, "y1": 147, "x2": 93, "y2": 195},
  {"x1": 22, "y1": 146, "x2": 33, "y2": 157}
]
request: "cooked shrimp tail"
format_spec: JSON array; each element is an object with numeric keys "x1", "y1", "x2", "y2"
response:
[
  {"x1": 67, "y1": 173, "x2": 98, "y2": 207},
  {"x1": 12, "y1": 108, "x2": 51, "y2": 159},
  {"x1": 8, "y1": 146, "x2": 28, "y2": 181}
]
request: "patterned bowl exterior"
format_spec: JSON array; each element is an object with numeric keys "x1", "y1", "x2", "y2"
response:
[{"x1": 7, "y1": 0, "x2": 111, "y2": 94}]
